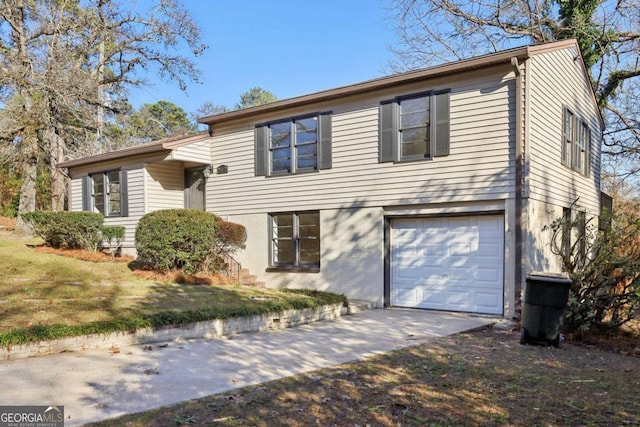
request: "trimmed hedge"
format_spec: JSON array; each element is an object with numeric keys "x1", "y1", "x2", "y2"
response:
[
  {"x1": 21, "y1": 211, "x2": 103, "y2": 250},
  {"x1": 215, "y1": 219, "x2": 247, "y2": 253},
  {"x1": 211, "y1": 219, "x2": 248, "y2": 272},
  {"x1": 135, "y1": 209, "x2": 218, "y2": 274}
]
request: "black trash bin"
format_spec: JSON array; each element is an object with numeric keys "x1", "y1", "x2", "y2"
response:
[{"x1": 520, "y1": 272, "x2": 572, "y2": 347}]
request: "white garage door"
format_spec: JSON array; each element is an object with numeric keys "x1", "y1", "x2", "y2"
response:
[{"x1": 391, "y1": 215, "x2": 504, "y2": 315}]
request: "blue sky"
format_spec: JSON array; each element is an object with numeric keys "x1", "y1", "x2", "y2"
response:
[{"x1": 128, "y1": 0, "x2": 399, "y2": 117}]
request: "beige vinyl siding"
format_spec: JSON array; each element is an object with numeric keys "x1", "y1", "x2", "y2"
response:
[
  {"x1": 145, "y1": 162, "x2": 185, "y2": 212},
  {"x1": 208, "y1": 72, "x2": 516, "y2": 216},
  {"x1": 69, "y1": 177, "x2": 83, "y2": 213},
  {"x1": 527, "y1": 46, "x2": 601, "y2": 214},
  {"x1": 524, "y1": 47, "x2": 601, "y2": 275},
  {"x1": 68, "y1": 164, "x2": 145, "y2": 250},
  {"x1": 106, "y1": 167, "x2": 144, "y2": 249},
  {"x1": 166, "y1": 139, "x2": 211, "y2": 163}
]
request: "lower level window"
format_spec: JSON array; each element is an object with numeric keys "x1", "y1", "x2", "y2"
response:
[{"x1": 270, "y1": 211, "x2": 320, "y2": 268}]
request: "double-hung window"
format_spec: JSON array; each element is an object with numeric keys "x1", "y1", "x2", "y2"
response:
[
  {"x1": 82, "y1": 170, "x2": 128, "y2": 217},
  {"x1": 269, "y1": 211, "x2": 320, "y2": 270},
  {"x1": 379, "y1": 90, "x2": 450, "y2": 163},
  {"x1": 562, "y1": 106, "x2": 590, "y2": 176},
  {"x1": 255, "y1": 113, "x2": 332, "y2": 176},
  {"x1": 269, "y1": 117, "x2": 318, "y2": 174},
  {"x1": 399, "y1": 95, "x2": 431, "y2": 159}
]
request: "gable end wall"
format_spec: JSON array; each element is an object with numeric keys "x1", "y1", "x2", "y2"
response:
[{"x1": 525, "y1": 46, "x2": 602, "y2": 273}]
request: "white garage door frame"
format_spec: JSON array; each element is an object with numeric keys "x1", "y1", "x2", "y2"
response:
[{"x1": 384, "y1": 212, "x2": 505, "y2": 315}]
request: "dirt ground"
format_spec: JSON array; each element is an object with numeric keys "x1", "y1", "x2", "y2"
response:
[{"x1": 0, "y1": 216, "x2": 16, "y2": 229}]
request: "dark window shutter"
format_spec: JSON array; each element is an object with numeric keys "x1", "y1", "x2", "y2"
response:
[
  {"x1": 433, "y1": 91, "x2": 450, "y2": 157},
  {"x1": 584, "y1": 124, "x2": 591, "y2": 176},
  {"x1": 255, "y1": 125, "x2": 267, "y2": 176},
  {"x1": 82, "y1": 176, "x2": 92, "y2": 211},
  {"x1": 318, "y1": 112, "x2": 332, "y2": 170},
  {"x1": 379, "y1": 101, "x2": 396, "y2": 162},
  {"x1": 561, "y1": 107, "x2": 573, "y2": 167},
  {"x1": 571, "y1": 115, "x2": 580, "y2": 170},
  {"x1": 119, "y1": 170, "x2": 128, "y2": 217}
]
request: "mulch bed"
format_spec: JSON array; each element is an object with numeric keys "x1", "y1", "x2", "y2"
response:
[{"x1": 33, "y1": 245, "x2": 135, "y2": 263}]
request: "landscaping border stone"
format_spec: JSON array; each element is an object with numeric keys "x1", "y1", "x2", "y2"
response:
[{"x1": 1, "y1": 303, "x2": 357, "y2": 360}]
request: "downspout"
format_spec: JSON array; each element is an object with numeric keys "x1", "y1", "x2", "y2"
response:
[{"x1": 511, "y1": 56, "x2": 524, "y2": 318}]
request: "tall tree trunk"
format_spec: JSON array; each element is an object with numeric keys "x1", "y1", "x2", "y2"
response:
[
  {"x1": 46, "y1": 128, "x2": 66, "y2": 211},
  {"x1": 16, "y1": 134, "x2": 38, "y2": 231},
  {"x1": 12, "y1": 0, "x2": 38, "y2": 231}
]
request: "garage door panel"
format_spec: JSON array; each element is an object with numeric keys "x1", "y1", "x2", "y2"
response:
[
  {"x1": 394, "y1": 287, "x2": 420, "y2": 305},
  {"x1": 394, "y1": 243, "x2": 420, "y2": 259},
  {"x1": 395, "y1": 270, "x2": 420, "y2": 280},
  {"x1": 450, "y1": 242, "x2": 473, "y2": 257},
  {"x1": 446, "y1": 291, "x2": 473, "y2": 308},
  {"x1": 391, "y1": 215, "x2": 504, "y2": 315},
  {"x1": 478, "y1": 242, "x2": 501, "y2": 257},
  {"x1": 476, "y1": 292, "x2": 502, "y2": 311},
  {"x1": 476, "y1": 267, "x2": 502, "y2": 287},
  {"x1": 421, "y1": 290, "x2": 446, "y2": 305},
  {"x1": 478, "y1": 216, "x2": 502, "y2": 230}
]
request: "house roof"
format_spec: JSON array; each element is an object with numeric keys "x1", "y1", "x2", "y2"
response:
[
  {"x1": 60, "y1": 39, "x2": 601, "y2": 170},
  {"x1": 58, "y1": 131, "x2": 210, "y2": 168},
  {"x1": 198, "y1": 39, "x2": 601, "y2": 127}
]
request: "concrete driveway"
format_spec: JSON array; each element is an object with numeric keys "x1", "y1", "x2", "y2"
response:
[{"x1": 0, "y1": 309, "x2": 495, "y2": 426}]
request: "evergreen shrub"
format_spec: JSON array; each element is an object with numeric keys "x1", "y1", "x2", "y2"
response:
[
  {"x1": 21, "y1": 211, "x2": 103, "y2": 250},
  {"x1": 135, "y1": 209, "x2": 218, "y2": 274}
]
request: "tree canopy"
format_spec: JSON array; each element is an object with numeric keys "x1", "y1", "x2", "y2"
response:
[
  {"x1": 126, "y1": 101, "x2": 197, "y2": 143},
  {"x1": 234, "y1": 87, "x2": 278, "y2": 110},
  {"x1": 0, "y1": 0, "x2": 206, "y2": 222}
]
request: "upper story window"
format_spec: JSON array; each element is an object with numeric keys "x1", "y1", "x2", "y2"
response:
[
  {"x1": 562, "y1": 106, "x2": 590, "y2": 176},
  {"x1": 399, "y1": 96, "x2": 431, "y2": 159},
  {"x1": 379, "y1": 90, "x2": 450, "y2": 163},
  {"x1": 82, "y1": 170, "x2": 128, "y2": 217},
  {"x1": 255, "y1": 113, "x2": 332, "y2": 177}
]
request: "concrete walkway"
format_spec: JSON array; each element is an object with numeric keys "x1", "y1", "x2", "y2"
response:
[{"x1": 0, "y1": 309, "x2": 495, "y2": 426}]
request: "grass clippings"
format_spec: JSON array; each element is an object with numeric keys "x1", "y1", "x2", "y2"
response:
[{"x1": 88, "y1": 327, "x2": 640, "y2": 427}]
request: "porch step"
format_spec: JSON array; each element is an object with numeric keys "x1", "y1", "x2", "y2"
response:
[{"x1": 239, "y1": 268, "x2": 264, "y2": 287}]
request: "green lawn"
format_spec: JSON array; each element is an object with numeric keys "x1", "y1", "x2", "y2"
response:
[{"x1": 0, "y1": 233, "x2": 345, "y2": 346}]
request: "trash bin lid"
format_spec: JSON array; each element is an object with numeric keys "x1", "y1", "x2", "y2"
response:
[{"x1": 526, "y1": 272, "x2": 572, "y2": 284}]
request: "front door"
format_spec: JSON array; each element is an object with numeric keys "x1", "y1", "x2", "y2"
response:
[{"x1": 185, "y1": 167, "x2": 206, "y2": 210}]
